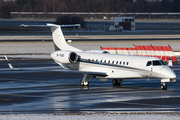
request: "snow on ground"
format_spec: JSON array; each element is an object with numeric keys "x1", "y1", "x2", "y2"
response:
[
  {"x1": 0, "y1": 42, "x2": 54, "y2": 54},
  {"x1": 0, "y1": 113, "x2": 180, "y2": 120},
  {"x1": 2, "y1": 34, "x2": 180, "y2": 40},
  {"x1": 0, "y1": 40, "x2": 180, "y2": 55},
  {"x1": 0, "y1": 36, "x2": 180, "y2": 60},
  {"x1": 70, "y1": 40, "x2": 180, "y2": 51}
]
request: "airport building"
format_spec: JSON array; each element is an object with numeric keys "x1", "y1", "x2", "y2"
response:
[{"x1": 109, "y1": 16, "x2": 135, "y2": 31}]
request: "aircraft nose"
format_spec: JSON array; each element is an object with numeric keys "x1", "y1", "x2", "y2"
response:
[
  {"x1": 167, "y1": 67, "x2": 176, "y2": 79},
  {"x1": 170, "y1": 71, "x2": 176, "y2": 79}
]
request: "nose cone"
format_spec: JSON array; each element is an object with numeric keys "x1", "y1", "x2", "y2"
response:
[
  {"x1": 165, "y1": 66, "x2": 176, "y2": 79},
  {"x1": 170, "y1": 70, "x2": 176, "y2": 79}
]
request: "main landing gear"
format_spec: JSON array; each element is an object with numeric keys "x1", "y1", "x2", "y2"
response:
[
  {"x1": 161, "y1": 82, "x2": 167, "y2": 90},
  {"x1": 112, "y1": 79, "x2": 123, "y2": 86},
  {"x1": 80, "y1": 74, "x2": 93, "y2": 86}
]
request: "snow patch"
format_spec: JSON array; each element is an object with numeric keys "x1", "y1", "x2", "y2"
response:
[{"x1": 0, "y1": 113, "x2": 180, "y2": 120}]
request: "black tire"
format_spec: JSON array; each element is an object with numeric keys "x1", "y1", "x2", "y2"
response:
[
  {"x1": 112, "y1": 79, "x2": 117, "y2": 85},
  {"x1": 117, "y1": 79, "x2": 122, "y2": 85},
  {"x1": 161, "y1": 85, "x2": 167, "y2": 90}
]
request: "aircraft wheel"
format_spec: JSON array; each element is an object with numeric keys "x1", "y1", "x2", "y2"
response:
[
  {"x1": 113, "y1": 79, "x2": 122, "y2": 86},
  {"x1": 80, "y1": 81, "x2": 84, "y2": 86},
  {"x1": 81, "y1": 81, "x2": 89, "y2": 86},
  {"x1": 117, "y1": 79, "x2": 122, "y2": 85},
  {"x1": 84, "y1": 81, "x2": 89, "y2": 86},
  {"x1": 161, "y1": 85, "x2": 167, "y2": 90},
  {"x1": 112, "y1": 79, "x2": 117, "y2": 85}
]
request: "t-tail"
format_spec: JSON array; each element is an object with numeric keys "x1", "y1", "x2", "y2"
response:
[
  {"x1": 47, "y1": 24, "x2": 82, "y2": 52},
  {"x1": 20, "y1": 23, "x2": 82, "y2": 52}
]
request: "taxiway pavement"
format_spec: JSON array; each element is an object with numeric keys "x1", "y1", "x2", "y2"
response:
[{"x1": 0, "y1": 60, "x2": 179, "y2": 114}]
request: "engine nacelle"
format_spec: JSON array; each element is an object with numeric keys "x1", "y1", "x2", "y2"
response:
[{"x1": 51, "y1": 50, "x2": 78, "y2": 64}]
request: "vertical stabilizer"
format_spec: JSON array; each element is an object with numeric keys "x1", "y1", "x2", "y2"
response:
[{"x1": 47, "y1": 23, "x2": 82, "y2": 52}]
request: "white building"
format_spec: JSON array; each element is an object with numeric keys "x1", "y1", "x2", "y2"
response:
[{"x1": 109, "y1": 17, "x2": 135, "y2": 31}]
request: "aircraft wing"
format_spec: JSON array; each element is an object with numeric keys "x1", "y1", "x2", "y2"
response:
[
  {"x1": 47, "y1": 68, "x2": 107, "y2": 76},
  {"x1": 53, "y1": 69, "x2": 107, "y2": 76},
  {"x1": 4, "y1": 55, "x2": 107, "y2": 76}
]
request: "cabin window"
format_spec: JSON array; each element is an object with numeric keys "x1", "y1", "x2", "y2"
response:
[
  {"x1": 116, "y1": 61, "x2": 118, "y2": 64},
  {"x1": 123, "y1": 62, "x2": 125, "y2": 65},
  {"x1": 96, "y1": 59, "x2": 98, "y2": 63},
  {"x1": 127, "y1": 62, "x2": 129, "y2": 65},
  {"x1": 100, "y1": 60, "x2": 102, "y2": 63},
  {"x1": 120, "y1": 61, "x2": 122, "y2": 65},
  {"x1": 108, "y1": 60, "x2": 110, "y2": 64},
  {"x1": 146, "y1": 61, "x2": 152, "y2": 66},
  {"x1": 112, "y1": 61, "x2": 114, "y2": 64}
]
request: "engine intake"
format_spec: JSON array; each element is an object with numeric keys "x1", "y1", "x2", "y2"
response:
[
  {"x1": 69, "y1": 52, "x2": 78, "y2": 63},
  {"x1": 51, "y1": 51, "x2": 78, "y2": 64}
]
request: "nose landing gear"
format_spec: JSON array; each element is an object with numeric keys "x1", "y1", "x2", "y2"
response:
[
  {"x1": 161, "y1": 82, "x2": 167, "y2": 90},
  {"x1": 80, "y1": 74, "x2": 93, "y2": 86},
  {"x1": 112, "y1": 79, "x2": 123, "y2": 86}
]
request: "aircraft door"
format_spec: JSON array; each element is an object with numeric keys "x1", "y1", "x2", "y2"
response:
[
  {"x1": 152, "y1": 60, "x2": 164, "y2": 74},
  {"x1": 146, "y1": 61, "x2": 153, "y2": 77}
]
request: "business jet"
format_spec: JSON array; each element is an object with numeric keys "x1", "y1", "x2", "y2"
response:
[{"x1": 14, "y1": 24, "x2": 176, "y2": 90}]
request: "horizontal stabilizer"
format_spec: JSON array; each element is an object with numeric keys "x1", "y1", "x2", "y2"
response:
[
  {"x1": 21, "y1": 23, "x2": 82, "y2": 52},
  {"x1": 20, "y1": 24, "x2": 57, "y2": 28},
  {"x1": 20, "y1": 24, "x2": 80, "y2": 28}
]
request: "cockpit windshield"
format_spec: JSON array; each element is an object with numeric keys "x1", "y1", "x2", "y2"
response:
[
  {"x1": 160, "y1": 60, "x2": 167, "y2": 65},
  {"x1": 102, "y1": 51, "x2": 109, "y2": 54},
  {"x1": 152, "y1": 60, "x2": 162, "y2": 66},
  {"x1": 146, "y1": 60, "x2": 167, "y2": 66}
]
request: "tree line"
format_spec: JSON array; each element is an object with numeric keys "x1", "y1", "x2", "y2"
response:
[{"x1": 1, "y1": 0, "x2": 180, "y2": 18}]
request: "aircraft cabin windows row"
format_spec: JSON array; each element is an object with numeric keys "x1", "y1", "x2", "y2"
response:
[
  {"x1": 146, "y1": 60, "x2": 167, "y2": 66},
  {"x1": 89, "y1": 59, "x2": 129, "y2": 66}
]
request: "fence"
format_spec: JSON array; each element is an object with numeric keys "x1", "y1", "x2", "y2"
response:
[{"x1": 101, "y1": 44, "x2": 177, "y2": 62}]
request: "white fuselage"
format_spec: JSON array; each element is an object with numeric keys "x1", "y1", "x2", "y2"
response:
[
  {"x1": 21, "y1": 23, "x2": 177, "y2": 88},
  {"x1": 51, "y1": 51, "x2": 176, "y2": 80}
]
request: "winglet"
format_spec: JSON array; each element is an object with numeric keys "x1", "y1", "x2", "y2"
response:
[{"x1": 4, "y1": 55, "x2": 19, "y2": 70}]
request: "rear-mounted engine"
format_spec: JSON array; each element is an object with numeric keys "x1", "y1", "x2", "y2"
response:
[
  {"x1": 51, "y1": 51, "x2": 78, "y2": 64},
  {"x1": 69, "y1": 52, "x2": 78, "y2": 63}
]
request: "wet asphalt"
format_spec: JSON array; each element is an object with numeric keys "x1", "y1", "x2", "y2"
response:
[{"x1": 0, "y1": 60, "x2": 180, "y2": 114}]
